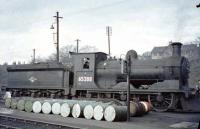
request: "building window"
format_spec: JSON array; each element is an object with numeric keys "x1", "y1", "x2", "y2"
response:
[{"x1": 83, "y1": 57, "x2": 90, "y2": 69}]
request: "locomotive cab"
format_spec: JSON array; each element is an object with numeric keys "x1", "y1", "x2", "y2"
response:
[{"x1": 70, "y1": 52, "x2": 107, "y2": 95}]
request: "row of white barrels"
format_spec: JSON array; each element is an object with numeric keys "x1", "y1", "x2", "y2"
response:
[{"x1": 5, "y1": 98, "x2": 152, "y2": 122}]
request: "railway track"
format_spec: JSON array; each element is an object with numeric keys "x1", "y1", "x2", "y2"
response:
[{"x1": 0, "y1": 114, "x2": 80, "y2": 129}]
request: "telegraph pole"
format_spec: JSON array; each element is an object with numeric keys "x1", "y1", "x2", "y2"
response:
[
  {"x1": 75, "y1": 39, "x2": 81, "y2": 53},
  {"x1": 126, "y1": 55, "x2": 131, "y2": 121},
  {"x1": 33, "y1": 49, "x2": 35, "y2": 63},
  {"x1": 51, "y1": 12, "x2": 63, "y2": 63},
  {"x1": 106, "y1": 26, "x2": 112, "y2": 57}
]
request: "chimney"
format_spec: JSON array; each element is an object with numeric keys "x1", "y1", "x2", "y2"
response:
[{"x1": 170, "y1": 42, "x2": 182, "y2": 57}]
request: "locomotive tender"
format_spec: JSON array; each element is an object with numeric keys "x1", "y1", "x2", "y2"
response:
[{"x1": 5, "y1": 42, "x2": 195, "y2": 111}]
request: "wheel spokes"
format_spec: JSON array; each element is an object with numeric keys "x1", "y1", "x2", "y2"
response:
[{"x1": 148, "y1": 93, "x2": 174, "y2": 112}]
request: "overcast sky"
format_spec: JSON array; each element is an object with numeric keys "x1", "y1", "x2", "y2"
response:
[{"x1": 0, "y1": 0, "x2": 200, "y2": 64}]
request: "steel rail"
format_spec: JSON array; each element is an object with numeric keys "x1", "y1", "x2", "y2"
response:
[
  {"x1": 0, "y1": 123, "x2": 21, "y2": 129},
  {"x1": 0, "y1": 114, "x2": 80, "y2": 129}
]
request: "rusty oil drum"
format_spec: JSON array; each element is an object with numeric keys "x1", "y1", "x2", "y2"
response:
[{"x1": 130, "y1": 101, "x2": 152, "y2": 116}]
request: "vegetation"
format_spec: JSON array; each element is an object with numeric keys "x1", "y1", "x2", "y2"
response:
[{"x1": 30, "y1": 45, "x2": 98, "y2": 64}]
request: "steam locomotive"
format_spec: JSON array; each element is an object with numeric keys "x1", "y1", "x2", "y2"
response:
[{"x1": 4, "y1": 42, "x2": 197, "y2": 112}]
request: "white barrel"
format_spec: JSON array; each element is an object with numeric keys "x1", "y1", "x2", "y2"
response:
[
  {"x1": 60, "y1": 100, "x2": 80, "y2": 117},
  {"x1": 93, "y1": 105, "x2": 105, "y2": 120},
  {"x1": 83, "y1": 105, "x2": 94, "y2": 119},
  {"x1": 72, "y1": 101, "x2": 95, "y2": 118},
  {"x1": 72, "y1": 103, "x2": 82, "y2": 118},
  {"x1": 42, "y1": 101, "x2": 52, "y2": 114},
  {"x1": 32, "y1": 101, "x2": 42, "y2": 113},
  {"x1": 60, "y1": 103, "x2": 71, "y2": 117},
  {"x1": 5, "y1": 98, "x2": 11, "y2": 108},
  {"x1": 93, "y1": 102, "x2": 113, "y2": 121},
  {"x1": 3, "y1": 92, "x2": 11, "y2": 99},
  {"x1": 52, "y1": 102, "x2": 61, "y2": 115},
  {"x1": 83, "y1": 102, "x2": 102, "y2": 119},
  {"x1": 44, "y1": 99, "x2": 64, "y2": 115},
  {"x1": 104, "y1": 105, "x2": 127, "y2": 122}
]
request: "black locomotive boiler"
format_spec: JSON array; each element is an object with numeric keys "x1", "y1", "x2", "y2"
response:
[{"x1": 5, "y1": 42, "x2": 197, "y2": 112}]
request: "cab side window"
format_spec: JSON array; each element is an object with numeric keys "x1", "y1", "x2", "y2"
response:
[{"x1": 83, "y1": 57, "x2": 90, "y2": 69}]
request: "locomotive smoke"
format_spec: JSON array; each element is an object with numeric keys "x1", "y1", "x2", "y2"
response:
[{"x1": 174, "y1": 4, "x2": 190, "y2": 41}]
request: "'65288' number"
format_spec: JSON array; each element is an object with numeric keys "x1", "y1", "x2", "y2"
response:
[{"x1": 78, "y1": 76, "x2": 92, "y2": 82}]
